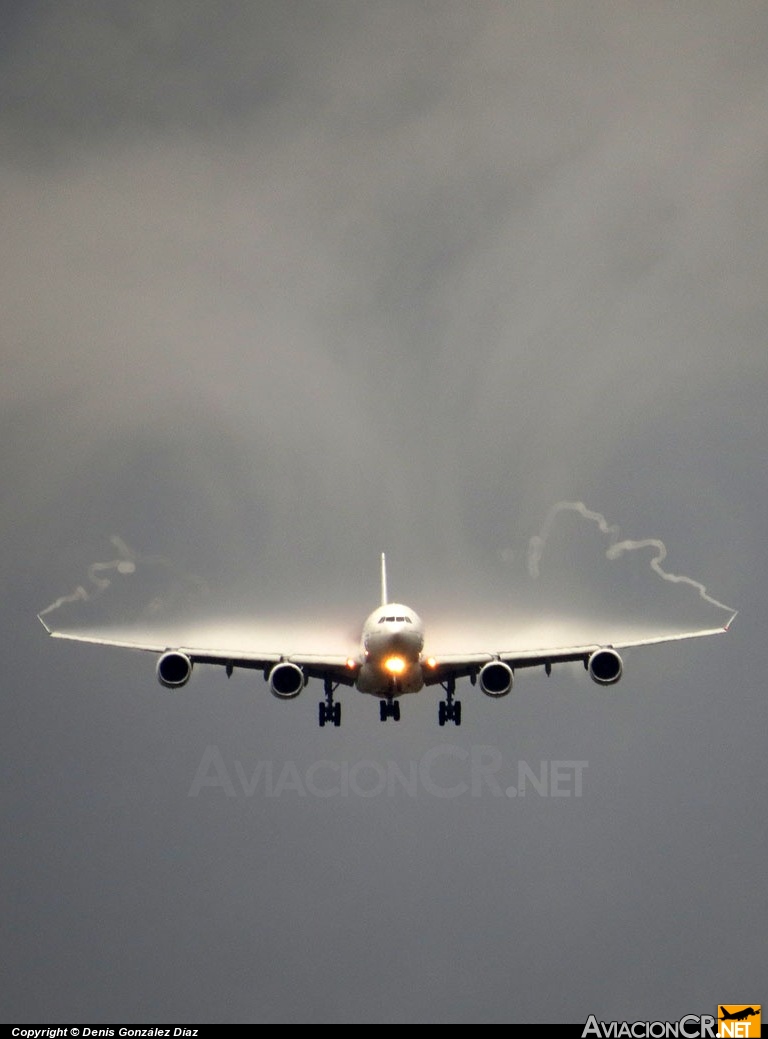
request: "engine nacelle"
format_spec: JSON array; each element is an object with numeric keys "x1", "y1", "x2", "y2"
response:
[
  {"x1": 156, "y1": 650, "x2": 193, "y2": 689},
  {"x1": 478, "y1": 660, "x2": 514, "y2": 697},
  {"x1": 268, "y1": 662, "x2": 305, "y2": 699},
  {"x1": 588, "y1": 648, "x2": 623, "y2": 686}
]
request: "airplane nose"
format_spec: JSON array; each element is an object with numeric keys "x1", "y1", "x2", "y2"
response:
[
  {"x1": 366, "y1": 627, "x2": 423, "y2": 658},
  {"x1": 392, "y1": 629, "x2": 423, "y2": 653}
]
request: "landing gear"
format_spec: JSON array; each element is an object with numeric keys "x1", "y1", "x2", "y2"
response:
[
  {"x1": 379, "y1": 698, "x2": 401, "y2": 722},
  {"x1": 438, "y1": 676, "x2": 461, "y2": 727},
  {"x1": 319, "y1": 701, "x2": 341, "y2": 727},
  {"x1": 319, "y1": 677, "x2": 341, "y2": 728}
]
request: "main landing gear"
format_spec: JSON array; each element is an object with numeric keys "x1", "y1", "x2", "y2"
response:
[
  {"x1": 319, "y1": 676, "x2": 341, "y2": 728},
  {"x1": 438, "y1": 676, "x2": 461, "y2": 727}
]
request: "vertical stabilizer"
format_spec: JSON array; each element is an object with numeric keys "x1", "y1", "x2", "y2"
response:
[{"x1": 380, "y1": 552, "x2": 388, "y2": 606}]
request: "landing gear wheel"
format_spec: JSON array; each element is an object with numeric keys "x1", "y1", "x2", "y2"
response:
[
  {"x1": 380, "y1": 699, "x2": 400, "y2": 721},
  {"x1": 438, "y1": 676, "x2": 461, "y2": 726},
  {"x1": 319, "y1": 676, "x2": 341, "y2": 728}
]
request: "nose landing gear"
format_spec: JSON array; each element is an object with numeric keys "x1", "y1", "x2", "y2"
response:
[
  {"x1": 379, "y1": 697, "x2": 401, "y2": 721},
  {"x1": 380, "y1": 678, "x2": 402, "y2": 721}
]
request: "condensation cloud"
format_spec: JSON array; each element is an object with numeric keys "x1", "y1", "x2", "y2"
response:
[
  {"x1": 527, "y1": 500, "x2": 737, "y2": 620},
  {"x1": 38, "y1": 535, "x2": 208, "y2": 623}
]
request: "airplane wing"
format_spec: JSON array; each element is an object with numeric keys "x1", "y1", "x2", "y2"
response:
[
  {"x1": 37, "y1": 615, "x2": 359, "y2": 686},
  {"x1": 39, "y1": 610, "x2": 736, "y2": 693},
  {"x1": 420, "y1": 614, "x2": 737, "y2": 686}
]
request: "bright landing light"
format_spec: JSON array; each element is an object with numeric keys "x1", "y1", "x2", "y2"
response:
[{"x1": 383, "y1": 656, "x2": 406, "y2": 675}]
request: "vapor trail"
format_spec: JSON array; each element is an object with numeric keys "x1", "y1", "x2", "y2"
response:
[
  {"x1": 527, "y1": 501, "x2": 737, "y2": 619},
  {"x1": 527, "y1": 501, "x2": 620, "y2": 578},
  {"x1": 38, "y1": 536, "x2": 208, "y2": 619},
  {"x1": 38, "y1": 536, "x2": 138, "y2": 617},
  {"x1": 605, "y1": 537, "x2": 737, "y2": 614}
]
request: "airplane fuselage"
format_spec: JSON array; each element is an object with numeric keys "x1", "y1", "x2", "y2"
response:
[{"x1": 356, "y1": 602, "x2": 425, "y2": 695}]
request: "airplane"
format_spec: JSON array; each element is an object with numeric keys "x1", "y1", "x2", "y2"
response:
[
  {"x1": 38, "y1": 553, "x2": 736, "y2": 727},
  {"x1": 719, "y1": 1009, "x2": 759, "y2": 1022}
]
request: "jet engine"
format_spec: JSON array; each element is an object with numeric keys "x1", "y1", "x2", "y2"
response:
[
  {"x1": 156, "y1": 650, "x2": 193, "y2": 688},
  {"x1": 268, "y1": 662, "x2": 305, "y2": 699},
  {"x1": 478, "y1": 660, "x2": 514, "y2": 697},
  {"x1": 588, "y1": 648, "x2": 623, "y2": 686}
]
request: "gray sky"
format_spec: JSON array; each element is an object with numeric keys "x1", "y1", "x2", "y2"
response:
[{"x1": 2, "y1": 0, "x2": 765, "y2": 1024}]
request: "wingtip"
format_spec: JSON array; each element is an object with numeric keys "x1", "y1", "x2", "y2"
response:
[
  {"x1": 37, "y1": 613, "x2": 53, "y2": 635},
  {"x1": 724, "y1": 610, "x2": 738, "y2": 631}
]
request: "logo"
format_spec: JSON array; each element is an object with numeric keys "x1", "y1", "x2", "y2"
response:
[
  {"x1": 581, "y1": 1010, "x2": 762, "y2": 1038},
  {"x1": 718, "y1": 1007, "x2": 761, "y2": 1039}
]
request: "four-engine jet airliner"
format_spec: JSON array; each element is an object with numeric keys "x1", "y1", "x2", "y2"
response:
[
  {"x1": 39, "y1": 554, "x2": 736, "y2": 727},
  {"x1": 719, "y1": 1008, "x2": 759, "y2": 1023}
]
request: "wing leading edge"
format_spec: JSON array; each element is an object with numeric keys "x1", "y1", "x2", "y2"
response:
[
  {"x1": 421, "y1": 614, "x2": 737, "y2": 686},
  {"x1": 37, "y1": 615, "x2": 358, "y2": 686},
  {"x1": 39, "y1": 611, "x2": 735, "y2": 683}
]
